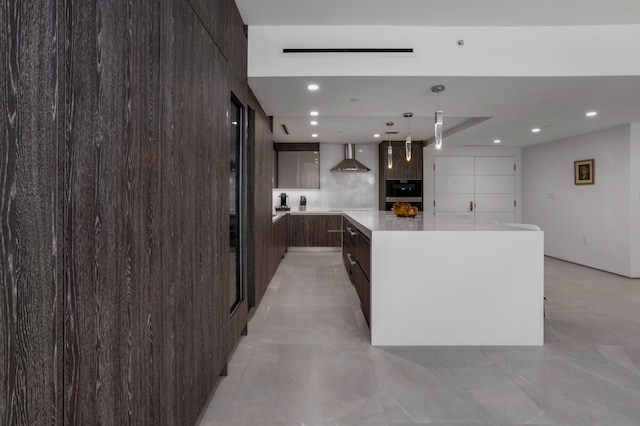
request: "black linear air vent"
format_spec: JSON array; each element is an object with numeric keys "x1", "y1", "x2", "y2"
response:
[
  {"x1": 281, "y1": 124, "x2": 290, "y2": 135},
  {"x1": 385, "y1": 131, "x2": 399, "y2": 135},
  {"x1": 283, "y1": 48, "x2": 413, "y2": 54}
]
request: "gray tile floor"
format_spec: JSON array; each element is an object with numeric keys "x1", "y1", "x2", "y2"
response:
[{"x1": 198, "y1": 253, "x2": 640, "y2": 426}]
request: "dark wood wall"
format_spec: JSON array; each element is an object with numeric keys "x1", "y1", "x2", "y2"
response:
[
  {"x1": 250, "y1": 91, "x2": 276, "y2": 310},
  {"x1": 0, "y1": 1, "x2": 63, "y2": 424},
  {"x1": 1, "y1": 0, "x2": 274, "y2": 424}
]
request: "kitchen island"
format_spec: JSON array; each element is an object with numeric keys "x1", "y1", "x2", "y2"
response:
[{"x1": 343, "y1": 211, "x2": 544, "y2": 346}]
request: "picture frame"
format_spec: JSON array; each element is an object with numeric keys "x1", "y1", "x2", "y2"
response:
[{"x1": 574, "y1": 159, "x2": 595, "y2": 185}]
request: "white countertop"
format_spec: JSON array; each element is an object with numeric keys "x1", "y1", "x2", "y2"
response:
[
  {"x1": 272, "y1": 208, "x2": 375, "y2": 223},
  {"x1": 343, "y1": 210, "x2": 541, "y2": 237}
]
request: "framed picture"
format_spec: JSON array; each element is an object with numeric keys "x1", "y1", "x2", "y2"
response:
[{"x1": 574, "y1": 159, "x2": 595, "y2": 185}]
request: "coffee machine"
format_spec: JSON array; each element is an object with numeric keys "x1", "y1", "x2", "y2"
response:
[{"x1": 275, "y1": 192, "x2": 290, "y2": 211}]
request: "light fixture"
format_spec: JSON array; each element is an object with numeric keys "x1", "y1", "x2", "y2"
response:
[
  {"x1": 403, "y1": 112, "x2": 413, "y2": 161},
  {"x1": 531, "y1": 128, "x2": 541, "y2": 133},
  {"x1": 385, "y1": 122, "x2": 394, "y2": 169},
  {"x1": 307, "y1": 84, "x2": 319, "y2": 91},
  {"x1": 431, "y1": 85, "x2": 445, "y2": 150},
  {"x1": 373, "y1": 133, "x2": 380, "y2": 138},
  {"x1": 310, "y1": 121, "x2": 318, "y2": 125},
  {"x1": 310, "y1": 111, "x2": 319, "y2": 116},
  {"x1": 311, "y1": 133, "x2": 318, "y2": 138},
  {"x1": 585, "y1": 111, "x2": 598, "y2": 117},
  {"x1": 494, "y1": 139, "x2": 501, "y2": 144}
]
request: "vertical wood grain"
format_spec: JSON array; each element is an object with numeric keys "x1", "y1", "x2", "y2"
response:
[
  {"x1": 1, "y1": 0, "x2": 63, "y2": 424},
  {"x1": 160, "y1": 1, "x2": 231, "y2": 423},
  {"x1": 63, "y1": 0, "x2": 163, "y2": 423},
  {"x1": 64, "y1": 0, "x2": 127, "y2": 422},
  {"x1": 3, "y1": 0, "x2": 258, "y2": 423},
  {"x1": 249, "y1": 92, "x2": 275, "y2": 310},
  {"x1": 186, "y1": 0, "x2": 230, "y2": 60},
  {"x1": 123, "y1": 1, "x2": 162, "y2": 423}
]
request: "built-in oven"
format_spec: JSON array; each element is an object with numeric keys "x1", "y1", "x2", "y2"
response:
[{"x1": 384, "y1": 179, "x2": 423, "y2": 210}]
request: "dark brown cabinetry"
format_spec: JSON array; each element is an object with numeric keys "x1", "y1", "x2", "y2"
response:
[
  {"x1": 288, "y1": 214, "x2": 343, "y2": 247},
  {"x1": 342, "y1": 217, "x2": 371, "y2": 326},
  {"x1": 268, "y1": 216, "x2": 288, "y2": 282},
  {"x1": 378, "y1": 141, "x2": 424, "y2": 210},
  {"x1": 379, "y1": 141, "x2": 423, "y2": 180}
]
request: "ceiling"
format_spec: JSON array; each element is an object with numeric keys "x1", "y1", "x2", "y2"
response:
[
  {"x1": 235, "y1": 0, "x2": 640, "y2": 148},
  {"x1": 235, "y1": 0, "x2": 640, "y2": 27}
]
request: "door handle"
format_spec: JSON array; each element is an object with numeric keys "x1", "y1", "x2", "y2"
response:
[
  {"x1": 470, "y1": 201, "x2": 474, "y2": 212},
  {"x1": 346, "y1": 226, "x2": 356, "y2": 237},
  {"x1": 346, "y1": 253, "x2": 357, "y2": 266}
]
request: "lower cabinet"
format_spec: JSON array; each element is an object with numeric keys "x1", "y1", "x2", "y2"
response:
[
  {"x1": 342, "y1": 217, "x2": 371, "y2": 326},
  {"x1": 288, "y1": 214, "x2": 342, "y2": 247},
  {"x1": 269, "y1": 215, "x2": 288, "y2": 279}
]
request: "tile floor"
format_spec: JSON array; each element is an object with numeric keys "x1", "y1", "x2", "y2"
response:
[{"x1": 198, "y1": 253, "x2": 640, "y2": 426}]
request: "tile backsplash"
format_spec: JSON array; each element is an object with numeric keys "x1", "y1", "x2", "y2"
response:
[{"x1": 273, "y1": 143, "x2": 378, "y2": 211}]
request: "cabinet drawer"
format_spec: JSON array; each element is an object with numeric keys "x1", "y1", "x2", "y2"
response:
[
  {"x1": 352, "y1": 261, "x2": 370, "y2": 327},
  {"x1": 343, "y1": 219, "x2": 357, "y2": 248},
  {"x1": 289, "y1": 214, "x2": 342, "y2": 247}
]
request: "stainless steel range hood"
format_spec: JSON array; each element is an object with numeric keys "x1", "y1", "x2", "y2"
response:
[{"x1": 330, "y1": 144, "x2": 370, "y2": 172}]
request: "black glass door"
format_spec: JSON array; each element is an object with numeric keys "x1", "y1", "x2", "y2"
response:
[{"x1": 230, "y1": 96, "x2": 243, "y2": 313}]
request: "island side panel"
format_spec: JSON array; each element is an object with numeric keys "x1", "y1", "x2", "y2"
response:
[{"x1": 371, "y1": 230, "x2": 544, "y2": 346}]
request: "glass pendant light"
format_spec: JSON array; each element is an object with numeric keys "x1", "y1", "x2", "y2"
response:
[
  {"x1": 385, "y1": 122, "x2": 394, "y2": 169},
  {"x1": 403, "y1": 112, "x2": 413, "y2": 161},
  {"x1": 431, "y1": 85, "x2": 445, "y2": 150}
]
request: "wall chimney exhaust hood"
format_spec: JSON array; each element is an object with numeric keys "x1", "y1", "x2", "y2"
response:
[{"x1": 331, "y1": 144, "x2": 370, "y2": 172}]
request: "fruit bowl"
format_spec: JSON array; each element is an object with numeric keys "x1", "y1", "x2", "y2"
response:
[{"x1": 393, "y1": 202, "x2": 418, "y2": 218}]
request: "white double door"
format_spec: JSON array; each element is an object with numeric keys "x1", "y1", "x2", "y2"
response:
[{"x1": 434, "y1": 156, "x2": 516, "y2": 223}]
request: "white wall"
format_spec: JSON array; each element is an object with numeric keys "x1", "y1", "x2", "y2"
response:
[
  {"x1": 249, "y1": 25, "x2": 640, "y2": 78},
  {"x1": 423, "y1": 145, "x2": 522, "y2": 221},
  {"x1": 273, "y1": 143, "x2": 378, "y2": 210},
  {"x1": 631, "y1": 124, "x2": 640, "y2": 278},
  {"x1": 522, "y1": 125, "x2": 633, "y2": 277}
]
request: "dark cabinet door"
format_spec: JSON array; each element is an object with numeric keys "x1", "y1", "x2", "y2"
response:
[
  {"x1": 352, "y1": 262, "x2": 370, "y2": 326},
  {"x1": 354, "y1": 231, "x2": 371, "y2": 280},
  {"x1": 289, "y1": 214, "x2": 342, "y2": 247},
  {"x1": 378, "y1": 142, "x2": 423, "y2": 209}
]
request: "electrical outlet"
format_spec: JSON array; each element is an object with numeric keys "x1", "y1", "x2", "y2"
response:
[{"x1": 583, "y1": 236, "x2": 588, "y2": 245}]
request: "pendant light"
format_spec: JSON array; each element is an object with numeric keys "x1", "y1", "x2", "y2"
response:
[
  {"x1": 403, "y1": 112, "x2": 413, "y2": 161},
  {"x1": 385, "y1": 122, "x2": 394, "y2": 169},
  {"x1": 431, "y1": 85, "x2": 445, "y2": 150}
]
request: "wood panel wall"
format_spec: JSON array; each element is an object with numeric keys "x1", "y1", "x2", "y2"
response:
[
  {"x1": 0, "y1": 1, "x2": 63, "y2": 424},
  {"x1": 249, "y1": 90, "x2": 276, "y2": 310},
  {"x1": 1, "y1": 0, "x2": 274, "y2": 424}
]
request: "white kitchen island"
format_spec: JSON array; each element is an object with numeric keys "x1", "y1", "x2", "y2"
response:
[{"x1": 342, "y1": 211, "x2": 544, "y2": 346}]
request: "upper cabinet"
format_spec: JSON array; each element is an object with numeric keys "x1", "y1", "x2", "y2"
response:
[
  {"x1": 274, "y1": 143, "x2": 320, "y2": 189},
  {"x1": 378, "y1": 141, "x2": 423, "y2": 180}
]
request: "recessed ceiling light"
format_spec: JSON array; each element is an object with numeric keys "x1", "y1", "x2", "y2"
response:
[
  {"x1": 310, "y1": 111, "x2": 319, "y2": 116},
  {"x1": 531, "y1": 128, "x2": 541, "y2": 133},
  {"x1": 350, "y1": 98, "x2": 359, "y2": 103},
  {"x1": 307, "y1": 84, "x2": 319, "y2": 91},
  {"x1": 311, "y1": 133, "x2": 318, "y2": 138},
  {"x1": 310, "y1": 121, "x2": 318, "y2": 126},
  {"x1": 373, "y1": 134, "x2": 380, "y2": 138},
  {"x1": 585, "y1": 111, "x2": 598, "y2": 117},
  {"x1": 494, "y1": 139, "x2": 501, "y2": 144}
]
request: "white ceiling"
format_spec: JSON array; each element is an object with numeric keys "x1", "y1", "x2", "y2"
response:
[
  {"x1": 235, "y1": 0, "x2": 640, "y2": 27},
  {"x1": 236, "y1": 1, "x2": 640, "y2": 147}
]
